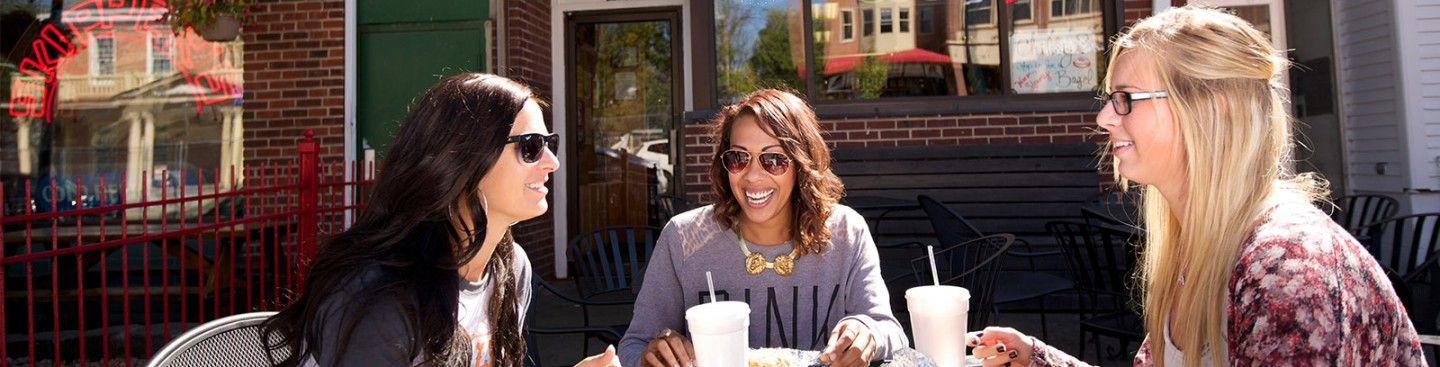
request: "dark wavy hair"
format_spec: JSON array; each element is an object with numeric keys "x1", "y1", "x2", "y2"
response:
[
  {"x1": 262, "y1": 73, "x2": 532, "y2": 366},
  {"x1": 709, "y1": 89, "x2": 845, "y2": 255}
]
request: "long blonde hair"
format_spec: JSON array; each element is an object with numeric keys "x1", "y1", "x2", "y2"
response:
[{"x1": 1104, "y1": 7, "x2": 1326, "y2": 365}]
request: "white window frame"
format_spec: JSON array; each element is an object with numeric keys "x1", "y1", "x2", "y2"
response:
[
  {"x1": 90, "y1": 33, "x2": 116, "y2": 81},
  {"x1": 899, "y1": 7, "x2": 910, "y2": 33},
  {"x1": 148, "y1": 34, "x2": 175, "y2": 76},
  {"x1": 841, "y1": 9, "x2": 854, "y2": 41},
  {"x1": 880, "y1": 8, "x2": 893, "y2": 33}
]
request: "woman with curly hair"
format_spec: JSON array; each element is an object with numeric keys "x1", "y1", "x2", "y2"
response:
[{"x1": 618, "y1": 89, "x2": 907, "y2": 367}]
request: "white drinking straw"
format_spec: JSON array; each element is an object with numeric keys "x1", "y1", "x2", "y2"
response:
[
  {"x1": 927, "y1": 245, "x2": 940, "y2": 286},
  {"x1": 706, "y1": 271, "x2": 717, "y2": 302}
]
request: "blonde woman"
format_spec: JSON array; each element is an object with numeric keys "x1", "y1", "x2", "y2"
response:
[{"x1": 966, "y1": 7, "x2": 1424, "y2": 367}]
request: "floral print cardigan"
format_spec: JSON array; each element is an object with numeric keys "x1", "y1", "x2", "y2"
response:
[{"x1": 1028, "y1": 198, "x2": 1425, "y2": 366}]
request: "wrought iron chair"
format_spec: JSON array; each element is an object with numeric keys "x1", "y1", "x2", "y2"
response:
[
  {"x1": 568, "y1": 226, "x2": 662, "y2": 299},
  {"x1": 1047, "y1": 221, "x2": 1143, "y2": 361},
  {"x1": 916, "y1": 195, "x2": 1072, "y2": 339},
  {"x1": 525, "y1": 275, "x2": 630, "y2": 362},
  {"x1": 906, "y1": 234, "x2": 1016, "y2": 331},
  {"x1": 1330, "y1": 194, "x2": 1400, "y2": 235},
  {"x1": 1357, "y1": 213, "x2": 1440, "y2": 337},
  {"x1": 562, "y1": 225, "x2": 660, "y2": 355},
  {"x1": 146, "y1": 311, "x2": 287, "y2": 367}
]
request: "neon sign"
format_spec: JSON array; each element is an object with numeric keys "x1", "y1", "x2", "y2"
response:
[{"x1": 8, "y1": 0, "x2": 243, "y2": 122}]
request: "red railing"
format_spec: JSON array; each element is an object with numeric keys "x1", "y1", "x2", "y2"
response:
[{"x1": 0, "y1": 131, "x2": 374, "y2": 366}]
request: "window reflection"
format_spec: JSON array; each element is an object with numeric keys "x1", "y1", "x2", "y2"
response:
[
  {"x1": 715, "y1": 0, "x2": 807, "y2": 104},
  {"x1": 712, "y1": 0, "x2": 1106, "y2": 102},
  {"x1": 2, "y1": 1, "x2": 243, "y2": 216}
]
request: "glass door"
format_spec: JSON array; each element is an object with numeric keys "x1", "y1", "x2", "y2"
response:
[{"x1": 567, "y1": 9, "x2": 683, "y2": 234}]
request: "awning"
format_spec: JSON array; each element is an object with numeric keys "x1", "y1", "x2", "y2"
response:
[{"x1": 821, "y1": 48, "x2": 953, "y2": 75}]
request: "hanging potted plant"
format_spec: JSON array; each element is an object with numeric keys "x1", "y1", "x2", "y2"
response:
[{"x1": 163, "y1": 0, "x2": 254, "y2": 42}]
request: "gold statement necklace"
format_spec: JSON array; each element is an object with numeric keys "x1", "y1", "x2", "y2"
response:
[{"x1": 735, "y1": 224, "x2": 798, "y2": 276}]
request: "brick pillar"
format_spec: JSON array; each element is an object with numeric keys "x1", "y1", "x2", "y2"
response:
[{"x1": 502, "y1": 0, "x2": 558, "y2": 278}]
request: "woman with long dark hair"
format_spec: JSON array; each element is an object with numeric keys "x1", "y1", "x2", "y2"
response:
[{"x1": 262, "y1": 73, "x2": 618, "y2": 366}]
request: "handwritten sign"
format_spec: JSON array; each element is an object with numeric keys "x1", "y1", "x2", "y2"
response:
[{"x1": 1009, "y1": 27, "x2": 1101, "y2": 94}]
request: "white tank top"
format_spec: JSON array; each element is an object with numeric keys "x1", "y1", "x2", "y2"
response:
[{"x1": 1163, "y1": 320, "x2": 1217, "y2": 367}]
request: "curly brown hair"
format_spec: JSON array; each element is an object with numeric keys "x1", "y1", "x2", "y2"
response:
[{"x1": 709, "y1": 89, "x2": 845, "y2": 256}]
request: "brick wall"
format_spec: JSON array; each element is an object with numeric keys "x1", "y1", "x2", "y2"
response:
[
  {"x1": 242, "y1": 0, "x2": 347, "y2": 167},
  {"x1": 501, "y1": 0, "x2": 558, "y2": 278}
]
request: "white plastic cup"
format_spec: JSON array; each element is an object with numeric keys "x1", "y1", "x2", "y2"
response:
[
  {"x1": 685, "y1": 301, "x2": 750, "y2": 367},
  {"x1": 906, "y1": 285, "x2": 970, "y2": 367}
]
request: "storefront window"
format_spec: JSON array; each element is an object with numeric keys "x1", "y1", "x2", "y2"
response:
[
  {"x1": 714, "y1": 0, "x2": 1109, "y2": 104},
  {"x1": 1, "y1": 1, "x2": 243, "y2": 215}
]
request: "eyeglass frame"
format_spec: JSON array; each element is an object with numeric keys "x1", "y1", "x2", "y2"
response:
[
  {"x1": 504, "y1": 133, "x2": 559, "y2": 164},
  {"x1": 1102, "y1": 90, "x2": 1169, "y2": 115},
  {"x1": 718, "y1": 149, "x2": 793, "y2": 176}
]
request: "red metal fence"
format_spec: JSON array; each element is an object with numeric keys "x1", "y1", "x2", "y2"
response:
[{"x1": 0, "y1": 131, "x2": 373, "y2": 366}]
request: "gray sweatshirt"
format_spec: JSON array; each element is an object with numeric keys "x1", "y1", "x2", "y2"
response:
[{"x1": 619, "y1": 204, "x2": 907, "y2": 367}]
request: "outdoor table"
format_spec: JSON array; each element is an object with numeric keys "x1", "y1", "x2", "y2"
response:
[{"x1": 759, "y1": 347, "x2": 976, "y2": 366}]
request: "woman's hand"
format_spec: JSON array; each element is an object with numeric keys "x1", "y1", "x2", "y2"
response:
[
  {"x1": 966, "y1": 327, "x2": 1034, "y2": 367},
  {"x1": 819, "y1": 319, "x2": 877, "y2": 367},
  {"x1": 641, "y1": 328, "x2": 695, "y2": 367},
  {"x1": 574, "y1": 344, "x2": 621, "y2": 367}
]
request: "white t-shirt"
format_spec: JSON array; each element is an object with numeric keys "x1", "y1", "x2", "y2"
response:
[{"x1": 458, "y1": 274, "x2": 495, "y2": 367}]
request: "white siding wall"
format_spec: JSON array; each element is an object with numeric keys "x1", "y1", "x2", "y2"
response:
[
  {"x1": 1396, "y1": 0, "x2": 1440, "y2": 213},
  {"x1": 1333, "y1": 0, "x2": 1406, "y2": 194}
]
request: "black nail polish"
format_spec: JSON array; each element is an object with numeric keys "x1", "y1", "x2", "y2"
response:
[
  {"x1": 1010, "y1": 351, "x2": 1019, "y2": 359},
  {"x1": 996, "y1": 344, "x2": 1006, "y2": 353}
]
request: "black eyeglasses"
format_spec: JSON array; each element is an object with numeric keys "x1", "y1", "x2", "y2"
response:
[
  {"x1": 505, "y1": 133, "x2": 558, "y2": 164},
  {"x1": 1102, "y1": 90, "x2": 1169, "y2": 115},
  {"x1": 720, "y1": 150, "x2": 791, "y2": 176}
]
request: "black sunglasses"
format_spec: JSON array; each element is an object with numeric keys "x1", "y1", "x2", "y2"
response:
[
  {"x1": 505, "y1": 133, "x2": 558, "y2": 164},
  {"x1": 720, "y1": 150, "x2": 791, "y2": 176},
  {"x1": 1101, "y1": 90, "x2": 1169, "y2": 115}
]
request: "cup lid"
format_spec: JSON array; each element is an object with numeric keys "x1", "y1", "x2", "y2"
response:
[
  {"x1": 905, "y1": 285, "x2": 970, "y2": 301},
  {"x1": 685, "y1": 301, "x2": 750, "y2": 324}
]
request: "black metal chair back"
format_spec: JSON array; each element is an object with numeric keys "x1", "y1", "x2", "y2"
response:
[
  {"x1": 1047, "y1": 221, "x2": 1139, "y2": 312},
  {"x1": 568, "y1": 226, "x2": 662, "y2": 299},
  {"x1": 1332, "y1": 194, "x2": 1400, "y2": 234},
  {"x1": 1358, "y1": 213, "x2": 1440, "y2": 334},
  {"x1": 907, "y1": 233, "x2": 1015, "y2": 330},
  {"x1": 147, "y1": 311, "x2": 287, "y2": 367},
  {"x1": 1359, "y1": 213, "x2": 1440, "y2": 282},
  {"x1": 917, "y1": 195, "x2": 985, "y2": 247}
]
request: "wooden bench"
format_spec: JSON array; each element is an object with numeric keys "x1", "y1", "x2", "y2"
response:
[{"x1": 833, "y1": 143, "x2": 1106, "y2": 250}]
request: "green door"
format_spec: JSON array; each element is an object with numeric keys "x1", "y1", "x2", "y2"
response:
[{"x1": 357, "y1": 1, "x2": 488, "y2": 160}]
